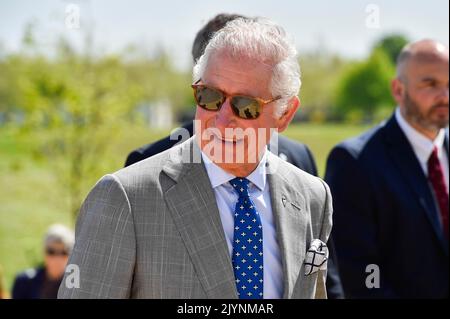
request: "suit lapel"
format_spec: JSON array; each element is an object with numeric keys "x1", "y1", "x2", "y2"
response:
[
  {"x1": 162, "y1": 138, "x2": 238, "y2": 299},
  {"x1": 383, "y1": 115, "x2": 448, "y2": 253},
  {"x1": 267, "y1": 153, "x2": 308, "y2": 299},
  {"x1": 161, "y1": 139, "x2": 311, "y2": 298}
]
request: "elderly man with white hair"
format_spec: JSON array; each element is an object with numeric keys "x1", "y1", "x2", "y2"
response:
[
  {"x1": 12, "y1": 224, "x2": 74, "y2": 299},
  {"x1": 58, "y1": 17, "x2": 333, "y2": 299}
]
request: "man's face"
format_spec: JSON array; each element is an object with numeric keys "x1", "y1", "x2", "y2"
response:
[
  {"x1": 398, "y1": 53, "x2": 449, "y2": 133},
  {"x1": 194, "y1": 52, "x2": 297, "y2": 170},
  {"x1": 44, "y1": 242, "x2": 69, "y2": 280}
]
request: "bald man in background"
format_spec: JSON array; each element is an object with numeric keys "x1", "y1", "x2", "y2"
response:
[{"x1": 325, "y1": 40, "x2": 449, "y2": 298}]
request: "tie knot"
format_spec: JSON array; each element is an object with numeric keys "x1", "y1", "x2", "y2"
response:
[{"x1": 230, "y1": 177, "x2": 250, "y2": 197}]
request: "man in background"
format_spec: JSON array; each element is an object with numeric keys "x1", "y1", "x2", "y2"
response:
[{"x1": 325, "y1": 39, "x2": 448, "y2": 298}]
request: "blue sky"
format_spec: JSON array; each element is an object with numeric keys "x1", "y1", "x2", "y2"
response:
[{"x1": 1, "y1": 0, "x2": 448, "y2": 70}]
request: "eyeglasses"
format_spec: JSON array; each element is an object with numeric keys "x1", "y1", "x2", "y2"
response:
[
  {"x1": 191, "y1": 79, "x2": 281, "y2": 119},
  {"x1": 46, "y1": 247, "x2": 69, "y2": 256}
]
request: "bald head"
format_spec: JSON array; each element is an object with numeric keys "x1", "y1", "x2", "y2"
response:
[
  {"x1": 397, "y1": 39, "x2": 449, "y2": 81},
  {"x1": 391, "y1": 39, "x2": 449, "y2": 140}
]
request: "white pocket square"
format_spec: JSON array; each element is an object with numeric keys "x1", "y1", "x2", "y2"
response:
[{"x1": 304, "y1": 239, "x2": 329, "y2": 276}]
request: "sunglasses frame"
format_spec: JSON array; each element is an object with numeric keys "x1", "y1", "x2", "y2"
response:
[
  {"x1": 46, "y1": 247, "x2": 69, "y2": 256},
  {"x1": 191, "y1": 79, "x2": 281, "y2": 120}
]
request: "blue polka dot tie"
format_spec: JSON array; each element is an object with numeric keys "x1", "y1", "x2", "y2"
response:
[{"x1": 230, "y1": 177, "x2": 264, "y2": 299}]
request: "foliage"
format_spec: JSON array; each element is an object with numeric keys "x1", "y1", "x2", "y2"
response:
[
  {"x1": 334, "y1": 48, "x2": 396, "y2": 123},
  {"x1": 373, "y1": 33, "x2": 410, "y2": 64},
  {"x1": 299, "y1": 51, "x2": 351, "y2": 122},
  {"x1": 0, "y1": 35, "x2": 192, "y2": 220},
  {"x1": 0, "y1": 27, "x2": 409, "y2": 221}
]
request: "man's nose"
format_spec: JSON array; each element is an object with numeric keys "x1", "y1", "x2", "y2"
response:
[
  {"x1": 215, "y1": 98, "x2": 237, "y2": 128},
  {"x1": 440, "y1": 86, "x2": 449, "y2": 104}
]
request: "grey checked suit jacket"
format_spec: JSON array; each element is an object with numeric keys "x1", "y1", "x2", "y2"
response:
[{"x1": 58, "y1": 137, "x2": 333, "y2": 299}]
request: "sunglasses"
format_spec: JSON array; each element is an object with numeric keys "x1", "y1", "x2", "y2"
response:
[
  {"x1": 191, "y1": 79, "x2": 281, "y2": 119},
  {"x1": 46, "y1": 247, "x2": 69, "y2": 256}
]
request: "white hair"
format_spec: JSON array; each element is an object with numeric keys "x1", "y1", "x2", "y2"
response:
[
  {"x1": 193, "y1": 17, "x2": 301, "y2": 117},
  {"x1": 44, "y1": 224, "x2": 74, "y2": 253}
]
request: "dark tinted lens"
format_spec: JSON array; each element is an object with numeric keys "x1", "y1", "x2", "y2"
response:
[
  {"x1": 231, "y1": 96, "x2": 261, "y2": 119},
  {"x1": 46, "y1": 248, "x2": 68, "y2": 256},
  {"x1": 195, "y1": 86, "x2": 225, "y2": 111}
]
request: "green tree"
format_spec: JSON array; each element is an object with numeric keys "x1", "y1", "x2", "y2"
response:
[
  {"x1": 335, "y1": 48, "x2": 395, "y2": 123},
  {"x1": 373, "y1": 33, "x2": 410, "y2": 65},
  {"x1": 12, "y1": 43, "x2": 145, "y2": 220},
  {"x1": 299, "y1": 52, "x2": 351, "y2": 122},
  {"x1": 1, "y1": 29, "x2": 192, "y2": 221}
]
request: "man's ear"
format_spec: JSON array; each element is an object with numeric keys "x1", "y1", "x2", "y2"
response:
[
  {"x1": 391, "y1": 78, "x2": 405, "y2": 105},
  {"x1": 277, "y1": 96, "x2": 300, "y2": 133}
]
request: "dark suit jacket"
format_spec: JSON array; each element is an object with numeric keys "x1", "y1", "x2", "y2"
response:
[
  {"x1": 325, "y1": 114, "x2": 449, "y2": 298},
  {"x1": 12, "y1": 267, "x2": 62, "y2": 299},
  {"x1": 125, "y1": 121, "x2": 344, "y2": 299}
]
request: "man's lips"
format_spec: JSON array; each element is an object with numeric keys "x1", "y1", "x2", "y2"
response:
[
  {"x1": 211, "y1": 131, "x2": 244, "y2": 144},
  {"x1": 432, "y1": 104, "x2": 449, "y2": 114}
]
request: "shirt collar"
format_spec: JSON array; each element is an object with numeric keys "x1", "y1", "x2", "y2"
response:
[
  {"x1": 201, "y1": 148, "x2": 268, "y2": 191},
  {"x1": 395, "y1": 107, "x2": 446, "y2": 163}
]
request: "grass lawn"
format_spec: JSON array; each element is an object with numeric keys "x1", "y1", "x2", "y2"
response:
[{"x1": 0, "y1": 122, "x2": 371, "y2": 294}]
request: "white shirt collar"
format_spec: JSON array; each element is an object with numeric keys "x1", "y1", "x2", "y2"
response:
[
  {"x1": 201, "y1": 149, "x2": 268, "y2": 191},
  {"x1": 395, "y1": 107, "x2": 446, "y2": 164}
]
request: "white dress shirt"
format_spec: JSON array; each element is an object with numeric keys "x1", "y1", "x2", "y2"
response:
[
  {"x1": 201, "y1": 150, "x2": 284, "y2": 299},
  {"x1": 395, "y1": 107, "x2": 449, "y2": 192}
]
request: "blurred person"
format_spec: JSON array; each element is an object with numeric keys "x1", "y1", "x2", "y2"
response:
[
  {"x1": 125, "y1": 12, "x2": 344, "y2": 299},
  {"x1": 12, "y1": 224, "x2": 74, "y2": 299},
  {"x1": 59, "y1": 17, "x2": 333, "y2": 299},
  {"x1": 325, "y1": 39, "x2": 448, "y2": 298}
]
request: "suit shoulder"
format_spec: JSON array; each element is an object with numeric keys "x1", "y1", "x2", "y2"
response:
[
  {"x1": 14, "y1": 267, "x2": 44, "y2": 282},
  {"x1": 278, "y1": 134, "x2": 309, "y2": 151},
  {"x1": 277, "y1": 134, "x2": 314, "y2": 161},
  {"x1": 331, "y1": 121, "x2": 387, "y2": 159},
  {"x1": 124, "y1": 139, "x2": 167, "y2": 166},
  {"x1": 116, "y1": 147, "x2": 171, "y2": 182},
  {"x1": 275, "y1": 134, "x2": 318, "y2": 175},
  {"x1": 125, "y1": 125, "x2": 193, "y2": 166}
]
